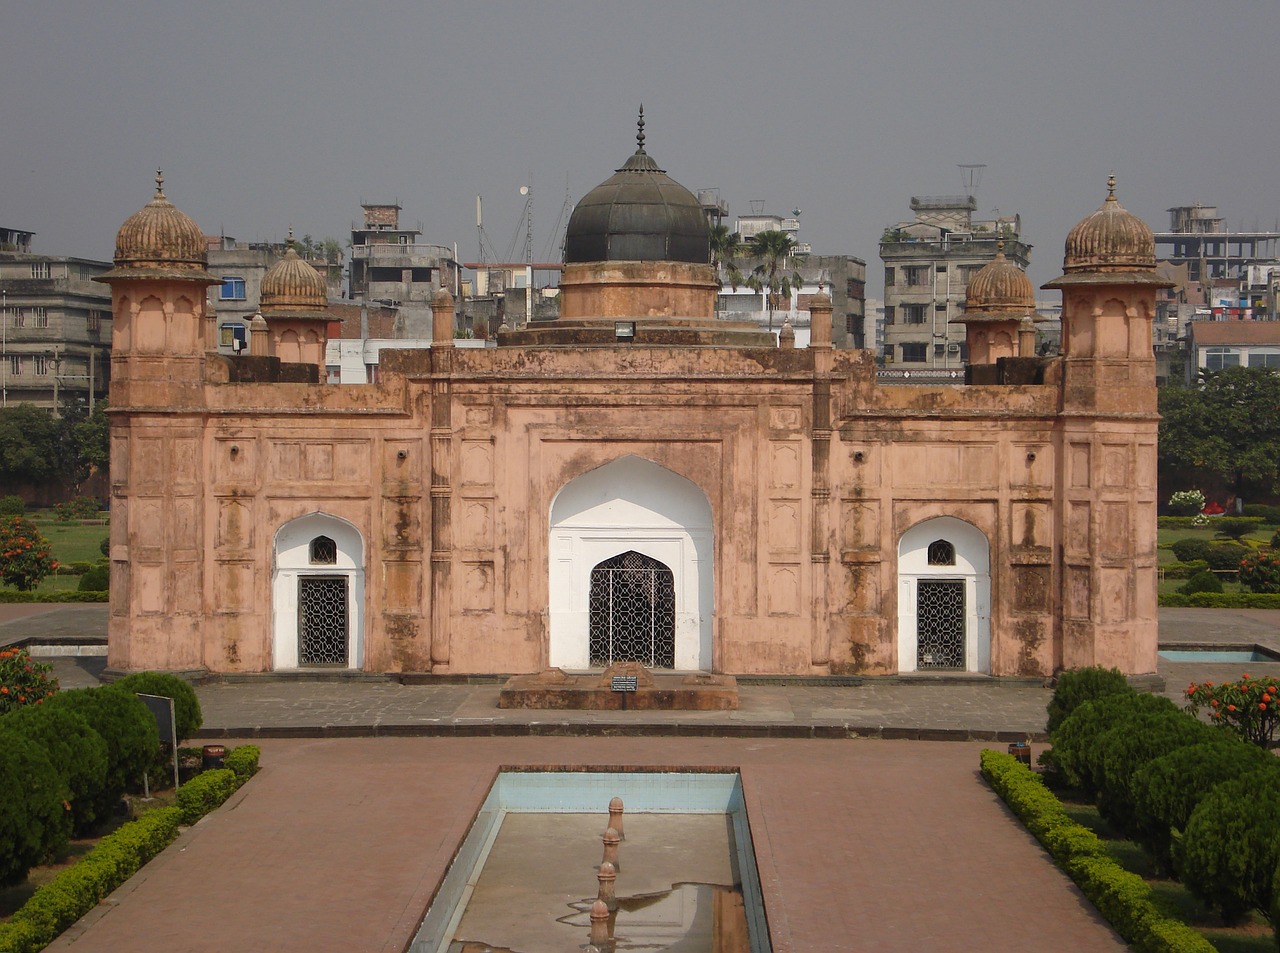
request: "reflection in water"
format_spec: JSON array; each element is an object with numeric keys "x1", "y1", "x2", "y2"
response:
[{"x1": 452, "y1": 882, "x2": 749, "y2": 953}]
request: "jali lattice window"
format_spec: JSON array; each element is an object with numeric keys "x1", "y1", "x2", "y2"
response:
[
  {"x1": 927, "y1": 539, "x2": 956, "y2": 566},
  {"x1": 309, "y1": 535, "x2": 337, "y2": 565}
]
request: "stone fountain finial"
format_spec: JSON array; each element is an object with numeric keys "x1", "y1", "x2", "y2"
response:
[
  {"x1": 609, "y1": 797, "x2": 625, "y2": 840},
  {"x1": 601, "y1": 826, "x2": 621, "y2": 873},
  {"x1": 636, "y1": 104, "x2": 646, "y2": 154}
]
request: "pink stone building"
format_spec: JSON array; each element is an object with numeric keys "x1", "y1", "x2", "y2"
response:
[{"x1": 99, "y1": 148, "x2": 1165, "y2": 679}]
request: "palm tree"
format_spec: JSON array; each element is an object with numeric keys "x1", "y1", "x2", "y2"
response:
[
  {"x1": 709, "y1": 224, "x2": 743, "y2": 315},
  {"x1": 745, "y1": 230, "x2": 801, "y2": 330}
]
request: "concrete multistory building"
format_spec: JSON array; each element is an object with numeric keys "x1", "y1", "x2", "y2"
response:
[
  {"x1": 348, "y1": 202, "x2": 460, "y2": 338},
  {"x1": 0, "y1": 228, "x2": 110, "y2": 413},
  {"x1": 1155, "y1": 204, "x2": 1280, "y2": 322},
  {"x1": 880, "y1": 196, "x2": 1029, "y2": 370}
]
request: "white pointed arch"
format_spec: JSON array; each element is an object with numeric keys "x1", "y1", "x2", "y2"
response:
[
  {"x1": 896, "y1": 516, "x2": 991, "y2": 673},
  {"x1": 548, "y1": 455, "x2": 713, "y2": 670},
  {"x1": 272, "y1": 512, "x2": 365, "y2": 670}
]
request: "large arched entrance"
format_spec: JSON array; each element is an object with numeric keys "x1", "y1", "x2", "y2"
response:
[
  {"x1": 896, "y1": 516, "x2": 991, "y2": 673},
  {"x1": 549, "y1": 456, "x2": 713, "y2": 670},
  {"x1": 272, "y1": 513, "x2": 365, "y2": 670}
]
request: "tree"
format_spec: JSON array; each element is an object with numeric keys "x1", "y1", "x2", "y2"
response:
[
  {"x1": 0, "y1": 516, "x2": 57, "y2": 590},
  {"x1": 73, "y1": 400, "x2": 109, "y2": 475},
  {"x1": 0, "y1": 405, "x2": 76, "y2": 486},
  {"x1": 744, "y1": 230, "x2": 802, "y2": 330},
  {"x1": 1159, "y1": 366, "x2": 1280, "y2": 506},
  {"x1": 709, "y1": 224, "x2": 743, "y2": 303}
]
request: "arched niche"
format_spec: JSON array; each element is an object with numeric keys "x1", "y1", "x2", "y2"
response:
[
  {"x1": 548, "y1": 455, "x2": 713, "y2": 670},
  {"x1": 272, "y1": 513, "x2": 365, "y2": 670},
  {"x1": 896, "y1": 516, "x2": 990, "y2": 673}
]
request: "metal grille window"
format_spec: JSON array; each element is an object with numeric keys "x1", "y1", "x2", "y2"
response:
[
  {"x1": 309, "y1": 535, "x2": 337, "y2": 564},
  {"x1": 30, "y1": 262, "x2": 49, "y2": 279},
  {"x1": 33, "y1": 355, "x2": 48, "y2": 376},
  {"x1": 588, "y1": 551, "x2": 675, "y2": 669},
  {"x1": 32, "y1": 307, "x2": 48, "y2": 328},
  {"x1": 917, "y1": 581, "x2": 965, "y2": 669},
  {"x1": 298, "y1": 576, "x2": 348, "y2": 665},
  {"x1": 927, "y1": 539, "x2": 955, "y2": 565}
]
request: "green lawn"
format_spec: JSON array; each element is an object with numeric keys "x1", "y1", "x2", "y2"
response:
[{"x1": 0, "y1": 516, "x2": 109, "y2": 595}]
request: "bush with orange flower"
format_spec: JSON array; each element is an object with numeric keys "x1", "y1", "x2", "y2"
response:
[
  {"x1": 1184, "y1": 674, "x2": 1280, "y2": 748},
  {"x1": 0, "y1": 515, "x2": 58, "y2": 591},
  {"x1": 0, "y1": 646, "x2": 58, "y2": 714}
]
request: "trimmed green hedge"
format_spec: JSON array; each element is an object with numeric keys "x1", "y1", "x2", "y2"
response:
[
  {"x1": 1159, "y1": 592, "x2": 1280, "y2": 608},
  {"x1": 114, "y1": 671, "x2": 203, "y2": 743},
  {"x1": 222, "y1": 744, "x2": 260, "y2": 782},
  {"x1": 981, "y1": 750, "x2": 1216, "y2": 953},
  {"x1": 175, "y1": 769, "x2": 238, "y2": 825},
  {"x1": 0, "y1": 744, "x2": 260, "y2": 953},
  {"x1": 0, "y1": 590, "x2": 108, "y2": 603}
]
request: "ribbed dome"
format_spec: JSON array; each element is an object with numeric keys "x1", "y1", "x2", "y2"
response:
[
  {"x1": 113, "y1": 171, "x2": 206, "y2": 270},
  {"x1": 966, "y1": 244, "x2": 1035, "y2": 312},
  {"x1": 1063, "y1": 177, "x2": 1155, "y2": 273},
  {"x1": 563, "y1": 110, "x2": 709, "y2": 264},
  {"x1": 260, "y1": 243, "x2": 328, "y2": 311}
]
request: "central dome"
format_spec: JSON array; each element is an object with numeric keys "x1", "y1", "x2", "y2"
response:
[{"x1": 563, "y1": 110, "x2": 709, "y2": 265}]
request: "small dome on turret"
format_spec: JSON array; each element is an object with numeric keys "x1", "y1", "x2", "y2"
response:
[
  {"x1": 260, "y1": 234, "x2": 328, "y2": 311},
  {"x1": 563, "y1": 108, "x2": 709, "y2": 264},
  {"x1": 113, "y1": 170, "x2": 207, "y2": 271},
  {"x1": 1062, "y1": 176, "x2": 1155, "y2": 273},
  {"x1": 965, "y1": 241, "x2": 1035, "y2": 312}
]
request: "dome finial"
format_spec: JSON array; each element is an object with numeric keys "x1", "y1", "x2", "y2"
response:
[
  {"x1": 154, "y1": 168, "x2": 165, "y2": 197},
  {"x1": 287, "y1": 225, "x2": 295, "y2": 246},
  {"x1": 1106, "y1": 172, "x2": 1117, "y2": 202},
  {"x1": 997, "y1": 236, "x2": 1005, "y2": 255},
  {"x1": 636, "y1": 104, "x2": 646, "y2": 154}
]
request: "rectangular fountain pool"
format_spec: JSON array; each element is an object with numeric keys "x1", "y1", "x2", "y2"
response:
[
  {"x1": 1158, "y1": 647, "x2": 1280, "y2": 663},
  {"x1": 409, "y1": 769, "x2": 770, "y2": 953}
]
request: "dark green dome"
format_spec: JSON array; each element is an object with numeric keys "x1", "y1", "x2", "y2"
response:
[{"x1": 564, "y1": 112, "x2": 709, "y2": 265}]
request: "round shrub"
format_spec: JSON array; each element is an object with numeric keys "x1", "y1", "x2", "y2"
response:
[
  {"x1": 1170, "y1": 537, "x2": 1213, "y2": 564},
  {"x1": 1179, "y1": 570, "x2": 1223, "y2": 596},
  {"x1": 1205, "y1": 542, "x2": 1250, "y2": 573},
  {"x1": 0, "y1": 730, "x2": 71, "y2": 886},
  {"x1": 1239, "y1": 549, "x2": 1280, "y2": 593},
  {"x1": 1131, "y1": 741, "x2": 1276, "y2": 868},
  {"x1": 0, "y1": 646, "x2": 59, "y2": 714},
  {"x1": 0, "y1": 704, "x2": 109, "y2": 835},
  {"x1": 1046, "y1": 666, "x2": 1131, "y2": 734},
  {"x1": 1093, "y1": 708, "x2": 1219, "y2": 837},
  {"x1": 1050, "y1": 692, "x2": 1177, "y2": 795},
  {"x1": 0, "y1": 495, "x2": 26, "y2": 517},
  {"x1": 78, "y1": 565, "x2": 109, "y2": 592},
  {"x1": 1214, "y1": 516, "x2": 1263, "y2": 541},
  {"x1": 45, "y1": 687, "x2": 158, "y2": 816},
  {"x1": 1179, "y1": 770, "x2": 1280, "y2": 923},
  {"x1": 99, "y1": 535, "x2": 110, "y2": 558},
  {"x1": 114, "y1": 672, "x2": 202, "y2": 743}
]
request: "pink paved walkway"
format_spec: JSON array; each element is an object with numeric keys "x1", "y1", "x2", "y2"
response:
[{"x1": 49, "y1": 737, "x2": 1125, "y2": 953}]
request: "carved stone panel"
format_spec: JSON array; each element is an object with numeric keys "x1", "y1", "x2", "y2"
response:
[
  {"x1": 1066, "y1": 500, "x2": 1091, "y2": 555},
  {"x1": 841, "y1": 500, "x2": 880, "y2": 552},
  {"x1": 1069, "y1": 443, "x2": 1091, "y2": 488},
  {"x1": 768, "y1": 500, "x2": 801, "y2": 554},
  {"x1": 461, "y1": 561, "x2": 494, "y2": 613},
  {"x1": 1014, "y1": 566, "x2": 1050, "y2": 612},
  {"x1": 769, "y1": 442, "x2": 801, "y2": 490},
  {"x1": 767, "y1": 564, "x2": 800, "y2": 616}
]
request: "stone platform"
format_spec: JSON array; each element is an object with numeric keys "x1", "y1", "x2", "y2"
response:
[{"x1": 498, "y1": 663, "x2": 739, "y2": 711}]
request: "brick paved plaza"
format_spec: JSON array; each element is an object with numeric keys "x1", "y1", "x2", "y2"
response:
[{"x1": 4, "y1": 606, "x2": 1278, "y2": 952}]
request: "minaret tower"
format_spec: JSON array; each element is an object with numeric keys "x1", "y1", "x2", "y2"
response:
[
  {"x1": 95, "y1": 171, "x2": 217, "y2": 673},
  {"x1": 1043, "y1": 177, "x2": 1171, "y2": 673}
]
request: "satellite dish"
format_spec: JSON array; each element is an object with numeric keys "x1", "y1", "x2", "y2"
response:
[{"x1": 519, "y1": 186, "x2": 529, "y2": 196}]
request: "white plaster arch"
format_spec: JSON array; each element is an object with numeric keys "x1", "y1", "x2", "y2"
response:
[
  {"x1": 896, "y1": 516, "x2": 991, "y2": 673},
  {"x1": 272, "y1": 513, "x2": 365, "y2": 670},
  {"x1": 548, "y1": 455, "x2": 713, "y2": 670}
]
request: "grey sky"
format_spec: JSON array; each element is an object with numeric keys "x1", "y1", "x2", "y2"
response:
[{"x1": 5, "y1": 0, "x2": 1279, "y2": 296}]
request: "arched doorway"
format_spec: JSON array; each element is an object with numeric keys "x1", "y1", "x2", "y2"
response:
[
  {"x1": 272, "y1": 513, "x2": 365, "y2": 670},
  {"x1": 588, "y1": 551, "x2": 676, "y2": 668},
  {"x1": 896, "y1": 516, "x2": 991, "y2": 673},
  {"x1": 549, "y1": 456, "x2": 713, "y2": 670}
]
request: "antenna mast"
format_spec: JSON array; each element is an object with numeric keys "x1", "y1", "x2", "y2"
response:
[{"x1": 958, "y1": 163, "x2": 986, "y2": 196}]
